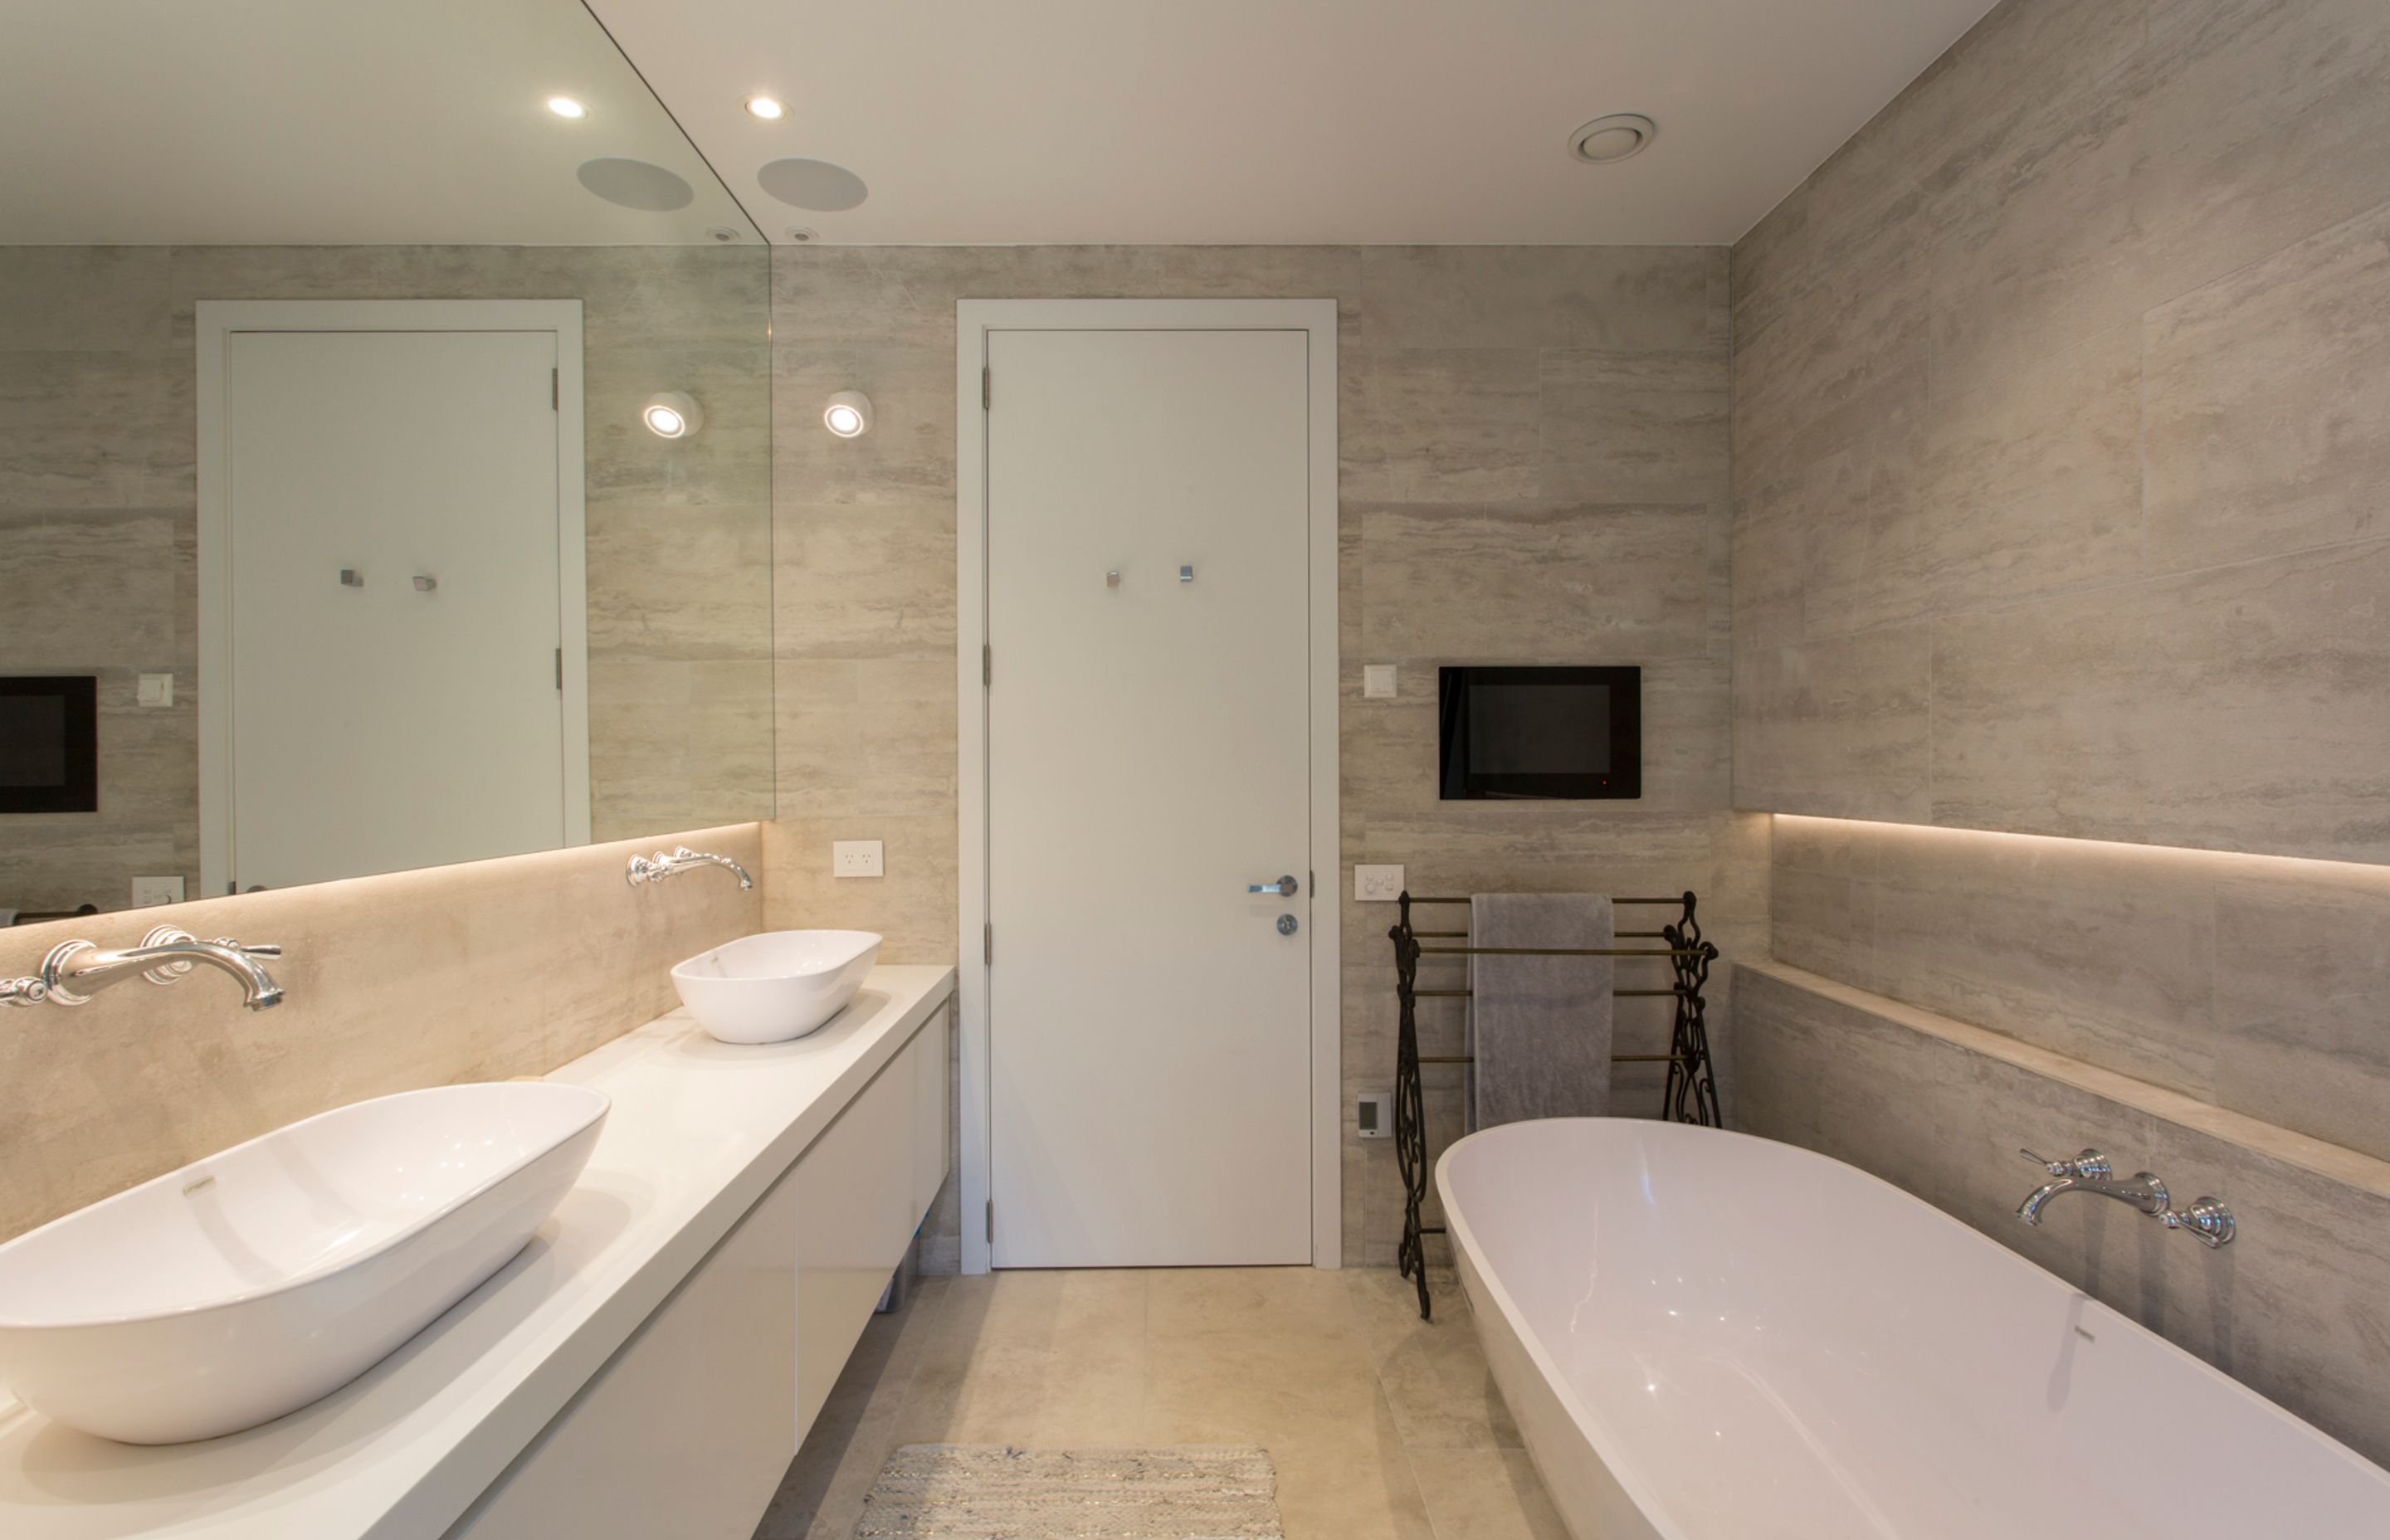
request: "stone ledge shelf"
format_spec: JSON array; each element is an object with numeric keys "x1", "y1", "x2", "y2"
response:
[{"x1": 0, "y1": 963, "x2": 958, "y2": 1540}]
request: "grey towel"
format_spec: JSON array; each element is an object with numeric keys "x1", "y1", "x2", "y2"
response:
[{"x1": 1469, "y1": 894, "x2": 1614, "y2": 1128}]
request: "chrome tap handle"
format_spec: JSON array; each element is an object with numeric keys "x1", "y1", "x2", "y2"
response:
[
  {"x1": 2160, "y1": 1198, "x2": 2236, "y2": 1248},
  {"x1": 210, "y1": 939, "x2": 282, "y2": 957},
  {"x1": 2020, "y1": 1148, "x2": 2113, "y2": 1181}
]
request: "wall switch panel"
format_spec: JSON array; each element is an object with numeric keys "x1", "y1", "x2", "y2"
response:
[
  {"x1": 1356, "y1": 1091, "x2": 1393, "y2": 1138},
  {"x1": 832, "y1": 840, "x2": 885, "y2": 879},
  {"x1": 136, "y1": 672, "x2": 174, "y2": 708},
  {"x1": 1354, "y1": 864, "x2": 1405, "y2": 902},
  {"x1": 131, "y1": 875, "x2": 185, "y2": 907},
  {"x1": 1362, "y1": 664, "x2": 1397, "y2": 699}
]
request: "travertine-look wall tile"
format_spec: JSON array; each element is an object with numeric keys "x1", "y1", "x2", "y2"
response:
[
  {"x1": 1735, "y1": 959, "x2": 2390, "y2": 1469},
  {"x1": 1731, "y1": 626, "x2": 1932, "y2": 822},
  {"x1": 774, "y1": 500, "x2": 959, "y2": 660},
  {"x1": 0, "y1": 823, "x2": 763, "y2": 1243},
  {"x1": 1731, "y1": 0, "x2": 2390, "y2": 866},
  {"x1": 1929, "y1": 539, "x2": 2390, "y2": 860},
  {"x1": 2143, "y1": 199, "x2": 2390, "y2": 574}
]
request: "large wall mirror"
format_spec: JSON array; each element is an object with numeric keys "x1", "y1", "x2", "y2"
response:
[{"x1": 1, "y1": 0, "x2": 773, "y2": 917}]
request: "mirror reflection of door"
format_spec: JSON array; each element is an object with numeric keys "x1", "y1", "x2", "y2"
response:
[{"x1": 198, "y1": 302, "x2": 591, "y2": 893}]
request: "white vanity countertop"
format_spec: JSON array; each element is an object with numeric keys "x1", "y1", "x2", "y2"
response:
[{"x1": 0, "y1": 963, "x2": 957, "y2": 1540}]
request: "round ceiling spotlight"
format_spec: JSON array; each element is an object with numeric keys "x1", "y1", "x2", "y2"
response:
[
  {"x1": 642, "y1": 392, "x2": 704, "y2": 440},
  {"x1": 705, "y1": 226, "x2": 746, "y2": 243},
  {"x1": 1568, "y1": 113, "x2": 1656, "y2": 164},
  {"x1": 744, "y1": 95, "x2": 787, "y2": 120},
  {"x1": 545, "y1": 96, "x2": 588, "y2": 119},
  {"x1": 785, "y1": 226, "x2": 820, "y2": 243},
  {"x1": 576, "y1": 157, "x2": 695, "y2": 212},
  {"x1": 757, "y1": 156, "x2": 869, "y2": 212},
  {"x1": 822, "y1": 391, "x2": 873, "y2": 439}
]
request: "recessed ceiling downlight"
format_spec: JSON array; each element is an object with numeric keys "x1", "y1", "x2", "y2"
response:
[
  {"x1": 1569, "y1": 113, "x2": 1656, "y2": 164},
  {"x1": 576, "y1": 158, "x2": 695, "y2": 212},
  {"x1": 744, "y1": 95, "x2": 786, "y2": 120},
  {"x1": 546, "y1": 96, "x2": 588, "y2": 119}
]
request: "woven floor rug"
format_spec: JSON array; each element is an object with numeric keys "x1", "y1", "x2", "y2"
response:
[{"x1": 854, "y1": 1445, "x2": 1285, "y2": 1538}]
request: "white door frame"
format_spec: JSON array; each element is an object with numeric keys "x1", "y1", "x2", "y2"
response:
[
  {"x1": 194, "y1": 299, "x2": 590, "y2": 896},
  {"x1": 956, "y1": 299, "x2": 1341, "y2": 1274}
]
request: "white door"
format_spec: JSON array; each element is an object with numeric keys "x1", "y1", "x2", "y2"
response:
[
  {"x1": 986, "y1": 328, "x2": 1314, "y2": 1268},
  {"x1": 220, "y1": 328, "x2": 567, "y2": 889}
]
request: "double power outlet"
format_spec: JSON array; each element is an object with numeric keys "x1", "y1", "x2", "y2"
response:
[{"x1": 832, "y1": 840, "x2": 885, "y2": 879}]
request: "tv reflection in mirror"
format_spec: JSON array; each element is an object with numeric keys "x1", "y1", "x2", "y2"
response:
[{"x1": 1437, "y1": 666, "x2": 1641, "y2": 801}]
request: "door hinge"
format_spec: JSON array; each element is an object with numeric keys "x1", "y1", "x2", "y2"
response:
[
  {"x1": 983, "y1": 921, "x2": 993, "y2": 964},
  {"x1": 550, "y1": 368, "x2": 558, "y2": 410},
  {"x1": 983, "y1": 643, "x2": 992, "y2": 687},
  {"x1": 555, "y1": 647, "x2": 563, "y2": 690},
  {"x1": 985, "y1": 1199, "x2": 993, "y2": 1243},
  {"x1": 981, "y1": 366, "x2": 990, "y2": 412}
]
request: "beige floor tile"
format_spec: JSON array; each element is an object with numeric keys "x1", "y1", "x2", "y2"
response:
[
  {"x1": 1409, "y1": 1450, "x2": 1573, "y2": 1540},
  {"x1": 894, "y1": 1271, "x2": 1149, "y2": 1446},
  {"x1": 764, "y1": 1267, "x2": 1563, "y2": 1540},
  {"x1": 1342, "y1": 1270, "x2": 1521, "y2": 1451}
]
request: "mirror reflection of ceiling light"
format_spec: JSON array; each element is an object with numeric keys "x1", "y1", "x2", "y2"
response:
[
  {"x1": 642, "y1": 391, "x2": 704, "y2": 439},
  {"x1": 823, "y1": 391, "x2": 873, "y2": 439},
  {"x1": 744, "y1": 95, "x2": 786, "y2": 120},
  {"x1": 545, "y1": 96, "x2": 588, "y2": 119}
]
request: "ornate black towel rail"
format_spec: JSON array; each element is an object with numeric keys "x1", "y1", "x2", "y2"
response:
[{"x1": 1390, "y1": 889, "x2": 1719, "y2": 1321}]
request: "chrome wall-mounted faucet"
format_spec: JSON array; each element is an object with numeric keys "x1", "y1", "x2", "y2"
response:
[
  {"x1": 626, "y1": 846, "x2": 754, "y2": 890},
  {"x1": 2015, "y1": 1148, "x2": 2236, "y2": 1247},
  {"x1": 2, "y1": 926, "x2": 284, "y2": 1011}
]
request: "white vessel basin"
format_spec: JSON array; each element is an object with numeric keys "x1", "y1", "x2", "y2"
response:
[
  {"x1": 671, "y1": 929, "x2": 881, "y2": 1045},
  {"x1": 0, "y1": 1080, "x2": 607, "y2": 1445}
]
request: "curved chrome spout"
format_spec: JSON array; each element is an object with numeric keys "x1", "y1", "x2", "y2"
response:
[
  {"x1": 2015, "y1": 1148, "x2": 2167, "y2": 1226},
  {"x1": 40, "y1": 927, "x2": 284, "y2": 1011},
  {"x1": 626, "y1": 846, "x2": 754, "y2": 890}
]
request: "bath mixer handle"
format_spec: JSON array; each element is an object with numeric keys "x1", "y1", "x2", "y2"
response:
[
  {"x1": 2159, "y1": 1198, "x2": 2236, "y2": 1248},
  {"x1": 2021, "y1": 1148, "x2": 2113, "y2": 1181}
]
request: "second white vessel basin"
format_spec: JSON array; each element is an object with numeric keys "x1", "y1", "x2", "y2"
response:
[
  {"x1": 0, "y1": 1080, "x2": 607, "y2": 1444},
  {"x1": 671, "y1": 929, "x2": 882, "y2": 1044}
]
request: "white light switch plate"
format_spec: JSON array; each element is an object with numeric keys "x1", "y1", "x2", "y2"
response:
[
  {"x1": 833, "y1": 840, "x2": 885, "y2": 878},
  {"x1": 136, "y1": 672, "x2": 174, "y2": 708},
  {"x1": 1362, "y1": 664, "x2": 1397, "y2": 699},
  {"x1": 1354, "y1": 864, "x2": 1405, "y2": 902},
  {"x1": 131, "y1": 875, "x2": 185, "y2": 907}
]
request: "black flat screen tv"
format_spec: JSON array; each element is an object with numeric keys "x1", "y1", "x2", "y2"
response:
[
  {"x1": 1437, "y1": 665, "x2": 1640, "y2": 801},
  {"x1": 0, "y1": 676, "x2": 99, "y2": 814}
]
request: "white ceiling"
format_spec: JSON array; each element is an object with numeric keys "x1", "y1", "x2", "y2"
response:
[
  {"x1": 0, "y1": 0, "x2": 753, "y2": 246},
  {"x1": 584, "y1": 0, "x2": 2001, "y2": 246}
]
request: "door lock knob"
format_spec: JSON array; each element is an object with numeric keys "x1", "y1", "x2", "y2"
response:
[{"x1": 1277, "y1": 914, "x2": 1299, "y2": 936}]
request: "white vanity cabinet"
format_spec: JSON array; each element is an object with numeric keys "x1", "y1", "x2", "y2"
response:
[{"x1": 449, "y1": 1004, "x2": 950, "y2": 1540}]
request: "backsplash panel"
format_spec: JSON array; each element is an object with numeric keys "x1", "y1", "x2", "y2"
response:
[{"x1": 0, "y1": 823, "x2": 763, "y2": 1243}]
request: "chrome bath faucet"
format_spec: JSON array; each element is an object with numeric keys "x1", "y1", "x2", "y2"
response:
[
  {"x1": 2015, "y1": 1148, "x2": 2236, "y2": 1247},
  {"x1": 626, "y1": 846, "x2": 754, "y2": 890},
  {"x1": 2, "y1": 926, "x2": 284, "y2": 1011}
]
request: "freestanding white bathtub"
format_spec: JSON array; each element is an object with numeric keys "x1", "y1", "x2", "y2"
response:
[{"x1": 1437, "y1": 1118, "x2": 2390, "y2": 1539}]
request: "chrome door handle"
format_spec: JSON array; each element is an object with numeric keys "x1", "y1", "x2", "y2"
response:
[{"x1": 1249, "y1": 875, "x2": 1300, "y2": 896}]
